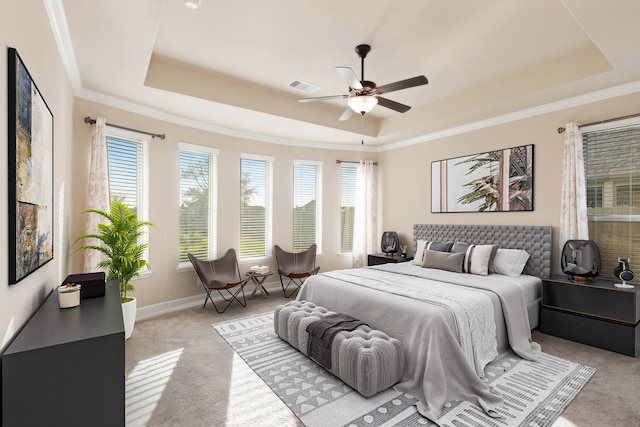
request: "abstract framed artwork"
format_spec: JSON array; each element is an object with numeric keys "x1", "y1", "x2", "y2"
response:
[
  {"x1": 8, "y1": 48, "x2": 54, "y2": 284},
  {"x1": 431, "y1": 144, "x2": 533, "y2": 213}
]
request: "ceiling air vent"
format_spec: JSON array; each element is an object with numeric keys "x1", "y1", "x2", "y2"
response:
[{"x1": 288, "y1": 80, "x2": 320, "y2": 94}]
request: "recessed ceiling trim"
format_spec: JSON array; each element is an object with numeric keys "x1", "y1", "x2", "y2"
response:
[
  {"x1": 381, "y1": 79, "x2": 640, "y2": 152},
  {"x1": 76, "y1": 88, "x2": 377, "y2": 152}
]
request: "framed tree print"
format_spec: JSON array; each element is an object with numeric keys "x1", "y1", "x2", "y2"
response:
[
  {"x1": 8, "y1": 48, "x2": 54, "y2": 284},
  {"x1": 432, "y1": 144, "x2": 533, "y2": 213}
]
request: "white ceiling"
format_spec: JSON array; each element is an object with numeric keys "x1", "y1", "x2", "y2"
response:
[{"x1": 55, "y1": 0, "x2": 640, "y2": 149}]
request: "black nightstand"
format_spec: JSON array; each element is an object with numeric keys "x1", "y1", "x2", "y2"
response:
[
  {"x1": 541, "y1": 274, "x2": 640, "y2": 356},
  {"x1": 367, "y1": 253, "x2": 413, "y2": 266}
]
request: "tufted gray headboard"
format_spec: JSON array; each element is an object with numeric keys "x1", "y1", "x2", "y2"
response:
[{"x1": 414, "y1": 224, "x2": 552, "y2": 278}]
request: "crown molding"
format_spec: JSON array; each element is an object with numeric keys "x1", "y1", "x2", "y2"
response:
[
  {"x1": 46, "y1": 2, "x2": 640, "y2": 153},
  {"x1": 381, "y1": 80, "x2": 640, "y2": 152},
  {"x1": 44, "y1": 0, "x2": 82, "y2": 94}
]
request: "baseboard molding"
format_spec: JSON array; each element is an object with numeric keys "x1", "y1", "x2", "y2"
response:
[{"x1": 136, "y1": 280, "x2": 282, "y2": 321}]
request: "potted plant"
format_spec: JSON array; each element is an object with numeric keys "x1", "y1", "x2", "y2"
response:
[{"x1": 74, "y1": 200, "x2": 153, "y2": 339}]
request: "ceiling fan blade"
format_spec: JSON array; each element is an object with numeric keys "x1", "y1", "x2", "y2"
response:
[
  {"x1": 338, "y1": 107, "x2": 354, "y2": 121},
  {"x1": 377, "y1": 96, "x2": 411, "y2": 113},
  {"x1": 377, "y1": 75, "x2": 428, "y2": 94},
  {"x1": 336, "y1": 67, "x2": 363, "y2": 90},
  {"x1": 298, "y1": 94, "x2": 349, "y2": 103}
]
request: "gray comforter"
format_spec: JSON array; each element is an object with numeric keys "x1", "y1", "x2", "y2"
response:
[{"x1": 296, "y1": 263, "x2": 541, "y2": 424}]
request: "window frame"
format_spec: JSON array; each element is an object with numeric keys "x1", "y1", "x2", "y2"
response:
[
  {"x1": 339, "y1": 163, "x2": 357, "y2": 255},
  {"x1": 105, "y1": 126, "x2": 151, "y2": 276},
  {"x1": 582, "y1": 117, "x2": 640, "y2": 282},
  {"x1": 177, "y1": 142, "x2": 219, "y2": 270},
  {"x1": 292, "y1": 159, "x2": 323, "y2": 254},
  {"x1": 239, "y1": 153, "x2": 274, "y2": 260}
]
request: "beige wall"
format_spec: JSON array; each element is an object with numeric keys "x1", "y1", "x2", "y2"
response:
[
  {"x1": 379, "y1": 91, "x2": 640, "y2": 274},
  {"x1": 1, "y1": 0, "x2": 75, "y2": 350},
  {"x1": 71, "y1": 98, "x2": 378, "y2": 309}
]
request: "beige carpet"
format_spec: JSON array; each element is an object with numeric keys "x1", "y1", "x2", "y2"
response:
[{"x1": 125, "y1": 282, "x2": 640, "y2": 426}]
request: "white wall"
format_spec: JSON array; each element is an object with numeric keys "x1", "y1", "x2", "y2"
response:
[{"x1": 0, "y1": 0, "x2": 75, "y2": 350}]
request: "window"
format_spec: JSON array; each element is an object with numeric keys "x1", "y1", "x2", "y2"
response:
[
  {"x1": 106, "y1": 127, "x2": 150, "y2": 268},
  {"x1": 582, "y1": 119, "x2": 640, "y2": 282},
  {"x1": 240, "y1": 154, "x2": 273, "y2": 258},
  {"x1": 586, "y1": 186, "x2": 603, "y2": 208},
  {"x1": 615, "y1": 184, "x2": 640, "y2": 207},
  {"x1": 340, "y1": 165, "x2": 357, "y2": 253},
  {"x1": 178, "y1": 143, "x2": 218, "y2": 267},
  {"x1": 293, "y1": 160, "x2": 322, "y2": 253}
]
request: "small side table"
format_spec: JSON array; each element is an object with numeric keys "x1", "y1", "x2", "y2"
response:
[{"x1": 247, "y1": 270, "x2": 273, "y2": 298}]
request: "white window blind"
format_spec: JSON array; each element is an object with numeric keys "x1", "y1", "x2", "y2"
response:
[
  {"x1": 105, "y1": 127, "x2": 150, "y2": 266},
  {"x1": 340, "y1": 165, "x2": 357, "y2": 253},
  {"x1": 178, "y1": 143, "x2": 218, "y2": 266},
  {"x1": 583, "y1": 121, "x2": 640, "y2": 282},
  {"x1": 293, "y1": 161, "x2": 322, "y2": 253},
  {"x1": 240, "y1": 154, "x2": 273, "y2": 258}
]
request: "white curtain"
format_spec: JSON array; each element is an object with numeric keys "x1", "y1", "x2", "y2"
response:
[
  {"x1": 559, "y1": 122, "x2": 589, "y2": 249},
  {"x1": 352, "y1": 160, "x2": 378, "y2": 267},
  {"x1": 83, "y1": 116, "x2": 110, "y2": 273}
]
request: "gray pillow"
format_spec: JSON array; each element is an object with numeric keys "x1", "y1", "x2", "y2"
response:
[
  {"x1": 421, "y1": 249, "x2": 464, "y2": 273},
  {"x1": 427, "y1": 241, "x2": 453, "y2": 252}
]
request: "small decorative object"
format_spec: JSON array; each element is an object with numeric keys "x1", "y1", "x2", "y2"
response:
[
  {"x1": 560, "y1": 240, "x2": 601, "y2": 280},
  {"x1": 381, "y1": 231, "x2": 399, "y2": 255},
  {"x1": 400, "y1": 245, "x2": 408, "y2": 258},
  {"x1": 250, "y1": 264, "x2": 270, "y2": 274},
  {"x1": 58, "y1": 283, "x2": 81, "y2": 309},
  {"x1": 613, "y1": 257, "x2": 635, "y2": 288}
]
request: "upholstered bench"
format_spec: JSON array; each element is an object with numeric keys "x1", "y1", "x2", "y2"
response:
[{"x1": 274, "y1": 300, "x2": 405, "y2": 397}]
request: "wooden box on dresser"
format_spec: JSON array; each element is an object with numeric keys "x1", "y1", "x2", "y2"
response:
[
  {"x1": 541, "y1": 274, "x2": 640, "y2": 357},
  {"x1": 2, "y1": 280, "x2": 125, "y2": 426}
]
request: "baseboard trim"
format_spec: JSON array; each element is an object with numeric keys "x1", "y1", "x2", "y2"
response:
[{"x1": 136, "y1": 280, "x2": 282, "y2": 320}]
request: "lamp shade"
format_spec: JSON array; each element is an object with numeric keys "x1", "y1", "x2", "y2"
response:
[
  {"x1": 347, "y1": 95, "x2": 378, "y2": 114},
  {"x1": 381, "y1": 231, "x2": 399, "y2": 254},
  {"x1": 560, "y1": 239, "x2": 601, "y2": 278}
]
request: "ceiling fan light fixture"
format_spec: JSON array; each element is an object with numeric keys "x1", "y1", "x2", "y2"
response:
[
  {"x1": 184, "y1": 0, "x2": 201, "y2": 9},
  {"x1": 347, "y1": 95, "x2": 378, "y2": 114}
]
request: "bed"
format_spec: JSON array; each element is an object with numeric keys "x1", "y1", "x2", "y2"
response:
[{"x1": 296, "y1": 223, "x2": 552, "y2": 423}]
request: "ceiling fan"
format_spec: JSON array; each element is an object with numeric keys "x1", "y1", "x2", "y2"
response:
[{"x1": 298, "y1": 44, "x2": 428, "y2": 121}]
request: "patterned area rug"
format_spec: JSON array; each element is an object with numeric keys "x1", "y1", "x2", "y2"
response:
[{"x1": 212, "y1": 312, "x2": 595, "y2": 427}]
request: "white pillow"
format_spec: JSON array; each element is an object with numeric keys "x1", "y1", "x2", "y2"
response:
[
  {"x1": 465, "y1": 244, "x2": 498, "y2": 276},
  {"x1": 492, "y1": 249, "x2": 530, "y2": 277},
  {"x1": 412, "y1": 240, "x2": 429, "y2": 265}
]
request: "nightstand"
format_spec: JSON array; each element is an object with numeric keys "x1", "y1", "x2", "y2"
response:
[
  {"x1": 367, "y1": 253, "x2": 413, "y2": 266},
  {"x1": 541, "y1": 274, "x2": 640, "y2": 356}
]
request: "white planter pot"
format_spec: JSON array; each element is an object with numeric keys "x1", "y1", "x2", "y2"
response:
[{"x1": 122, "y1": 297, "x2": 137, "y2": 340}]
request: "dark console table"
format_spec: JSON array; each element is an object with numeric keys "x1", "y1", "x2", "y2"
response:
[
  {"x1": 2, "y1": 280, "x2": 125, "y2": 426},
  {"x1": 541, "y1": 274, "x2": 640, "y2": 356}
]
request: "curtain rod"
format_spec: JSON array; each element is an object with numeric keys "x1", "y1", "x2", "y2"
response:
[
  {"x1": 557, "y1": 112, "x2": 640, "y2": 134},
  {"x1": 335, "y1": 159, "x2": 378, "y2": 165},
  {"x1": 84, "y1": 116, "x2": 166, "y2": 140}
]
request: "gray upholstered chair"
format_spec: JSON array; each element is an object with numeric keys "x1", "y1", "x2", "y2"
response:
[
  {"x1": 274, "y1": 244, "x2": 320, "y2": 298},
  {"x1": 188, "y1": 249, "x2": 255, "y2": 313}
]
